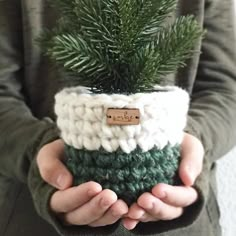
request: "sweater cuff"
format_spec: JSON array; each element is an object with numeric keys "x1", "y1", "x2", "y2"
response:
[
  {"x1": 28, "y1": 158, "x2": 70, "y2": 236},
  {"x1": 26, "y1": 117, "x2": 61, "y2": 161},
  {"x1": 27, "y1": 119, "x2": 66, "y2": 235}
]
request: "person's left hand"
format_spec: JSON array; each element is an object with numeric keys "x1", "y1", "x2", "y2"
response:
[{"x1": 122, "y1": 133, "x2": 204, "y2": 230}]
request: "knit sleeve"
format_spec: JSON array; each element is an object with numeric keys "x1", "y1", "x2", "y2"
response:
[
  {"x1": 0, "y1": 0, "x2": 59, "y2": 182},
  {"x1": 0, "y1": 1, "x2": 68, "y2": 234},
  {"x1": 184, "y1": 0, "x2": 236, "y2": 163},
  {"x1": 182, "y1": 2, "x2": 236, "y2": 231}
]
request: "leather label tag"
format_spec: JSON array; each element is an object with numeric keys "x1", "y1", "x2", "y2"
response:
[{"x1": 106, "y1": 108, "x2": 140, "y2": 125}]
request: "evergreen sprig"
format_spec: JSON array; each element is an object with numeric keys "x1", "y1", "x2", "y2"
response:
[
  {"x1": 41, "y1": 0, "x2": 203, "y2": 93},
  {"x1": 132, "y1": 15, "x2": 203, "y2": 91}
]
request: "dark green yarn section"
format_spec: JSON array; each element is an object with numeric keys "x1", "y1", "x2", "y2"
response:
[{"x1": 65, "y1": 145, "x2": 181, "y2": 205}]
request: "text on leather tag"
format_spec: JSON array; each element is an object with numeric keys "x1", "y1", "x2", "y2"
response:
[{"x1": 106, "y1": 108, "x2": 140, "y2": 125}]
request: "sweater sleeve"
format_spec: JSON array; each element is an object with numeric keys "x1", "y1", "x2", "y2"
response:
[
  {"x1": 184, "y1": 0, "x2": 236, "y2": 163},
  {"x1": 0, "y1": 0, "x2": 59, "y2": 183}
]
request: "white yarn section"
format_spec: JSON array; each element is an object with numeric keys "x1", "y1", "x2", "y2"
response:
[{"x1": 55, "y1": 86, "x2": 190, "y2": 153}]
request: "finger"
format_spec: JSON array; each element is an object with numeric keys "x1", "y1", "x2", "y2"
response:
[
  {"x1": 137, "y1": 193, "x2": 183, "y2": 220},
  {"x1": 38, "y1": 154, "x2": 72, "y2": 189},
  {"x1": 123, "y1": 204, "x2": 157, "y2": 229},
  {"x1": 89, "y1": 199, "x2": 128, "y2": 227},
  {"x1": 64, "y1": 189, "x2": 117, "y2": 225},
  {"x1": 50, "y1": 181, "x2": 102, "y2": 213},
  {"x1": 126, "y1": 203, "x2": 153, "y2": 223},
  {"x1": 126, "y1": 203, "x2": 146, "y2": 220},
  {"x1": 122, "y1": 218, "x2": 139, "y2": 230},
  {"x1": 152, "y1": 183, "x2": 198, "y2": 207},
  {"x1": 37, "y1": 140, "x2": 72, "y2": 189},
  {"x1": 179, "y1": 133, "x2": 204, "y2": 186}
]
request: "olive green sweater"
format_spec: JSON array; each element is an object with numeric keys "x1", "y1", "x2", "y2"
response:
[{"x1": 0, "y1": 0, "x2": 236, "y2": 236}]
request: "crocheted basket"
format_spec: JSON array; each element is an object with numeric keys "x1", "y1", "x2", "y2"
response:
[{"x1": 55, "y1": 86, "x2": 189, "y2": 204}]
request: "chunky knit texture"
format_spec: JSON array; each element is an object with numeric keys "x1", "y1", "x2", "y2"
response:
[
  {"x1": 65, "y1": 144, "x2": 181, "y2": 205},
  {"x1": 55, "y1": 86, "x2": 189, "y2": 203},
  {"x1": 55, "y1": 86, "x2": 189, "y2": 153}
]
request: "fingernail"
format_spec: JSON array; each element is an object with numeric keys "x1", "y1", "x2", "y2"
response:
[
  {"x1": 123, "y1": 220, "x2": 138, "y2": 230},
  {"x1": 158, "y1": 191, "x2": 166, "y2": 199},
  {"x1": 87, "y1": 190, "x2": 97, "y2": 197},
  {"x1": 111, "y1": 210, "x2": 121, "y2": 217},
  {"x1": 135, "y1": 212, "x2": 146, "y2": 220},
  {"x1": 100, "y1": 198, "x2": 111, "y2": 207},
  {"x1": 57, "y1": 174, "x2": 66, "y2": 188},
  {"x1": 186, "y1": 166, "x2": 195, "y2": 185},
  {"x1": 189, "y1": 173, "x2": 195, "y2": 185},
  {"x1": 145, "y1": 201, "x2": 154, "y2": 210}
]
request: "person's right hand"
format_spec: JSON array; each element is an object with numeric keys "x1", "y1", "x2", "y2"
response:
[{"x1": 36, "y1": 139, "x2": 128, "y2": 227}]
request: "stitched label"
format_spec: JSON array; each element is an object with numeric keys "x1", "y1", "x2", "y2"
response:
[{"x1": 106, "y1": 108, "x2": 140, "y2": 125}]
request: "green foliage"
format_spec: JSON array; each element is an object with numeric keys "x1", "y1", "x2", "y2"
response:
[{"x1": 41, "y1": 0, "x2": 203, "y2": 93}]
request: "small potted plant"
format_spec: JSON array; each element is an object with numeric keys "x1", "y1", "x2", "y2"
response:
[{"x1": 40, "y1": 0, "x2": 203, "y2": 204}]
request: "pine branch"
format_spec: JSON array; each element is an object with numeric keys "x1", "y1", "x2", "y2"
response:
[
  {"x1": 47, "y1": 0, "x2": 131, "y2": 92},
  {"x1": 48, "y1": 34, "x2": 109, "y2": 79},
  {"x1": 119, "y1": 0, "x2": 176, "y2": 54},
  {"x1": 134, "y1": 16, "x2": 204, "y2": 90},
  {"x1": 137, "y1": 0, "x2": 176, "y2": 36},
  {"x1": 48, "y1": 33, "x2": 131, "y2": 93},
  {"x1": 40, "y1": 0, "x2": 204, "y2": 93},
  {"x1": 73, "y1": 0, "x2": 121, "y2": 60}
]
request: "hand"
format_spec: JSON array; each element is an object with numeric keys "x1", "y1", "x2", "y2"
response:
[
  {"x1": 122, "y1": 133, "x2": 204, "y2": 230},
  {"x1": 36, "y1": 139, "x2": 72, "y2": 190},
  {"x1": 50, "y1": 182, "x2": 128, "y2": 226},
  {"x1": 36, "y1": 139, "x2": 128, "y2": 227}
]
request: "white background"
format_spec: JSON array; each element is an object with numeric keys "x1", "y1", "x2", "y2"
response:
[
  {"x1": 216, "y1": 2, "x2": 236, "y2": 234},
  {"x1": 217, "y1": 146, "x2": 236, "y2": 236}
]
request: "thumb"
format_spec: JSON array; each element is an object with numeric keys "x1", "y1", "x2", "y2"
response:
[
  {"x1": 179, "y1": 133, "x2": 204, "y2": 186},
  {"x1": 36, "y1": 139, "x2": 73, "y2": 190}
]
